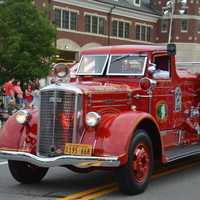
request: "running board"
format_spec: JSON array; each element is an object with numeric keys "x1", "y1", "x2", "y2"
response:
[{"x1": 166, "y1": 144, "x2": 200, "y2": 162}]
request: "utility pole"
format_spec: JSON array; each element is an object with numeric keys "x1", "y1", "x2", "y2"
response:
[{"x1": 162, "y1": 0, "x2": 187, "y2": 44}]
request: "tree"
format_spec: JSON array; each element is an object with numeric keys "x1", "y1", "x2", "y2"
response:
[{"x1": 0, "y1": 0, "x2": 56, "y2": 85}]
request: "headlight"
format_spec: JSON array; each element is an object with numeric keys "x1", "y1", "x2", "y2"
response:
[
  {"x1": 57, "y1": 71, "x2": 67, "y2": 78},
  {"x1": 15, "y1": 110, "x2": 30, "y2": 124},
  {"x1": 85, "y1": 112, "x2": 101, "y2": 127}
]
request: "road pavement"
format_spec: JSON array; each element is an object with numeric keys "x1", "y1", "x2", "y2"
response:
[{"x1": 1, "y1": 158, "x2": 200, "y2": 200}]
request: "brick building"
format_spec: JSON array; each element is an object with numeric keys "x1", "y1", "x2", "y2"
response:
[{"x1": 34, "y1": 0, "x2": 200, "y2": 64}]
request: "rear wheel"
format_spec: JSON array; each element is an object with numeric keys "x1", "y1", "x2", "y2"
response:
[
  {"x1": 8, "y1": 160, "x2": 48, "y2": 184},
  {"x1": 116, "y1": 129, "x2": 153, "y2": 195}
]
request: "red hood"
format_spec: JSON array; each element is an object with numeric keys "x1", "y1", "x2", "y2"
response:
[
  {"x1": 41, "y1": 82, "x2": 138, "y2": 95},
  {"x1": 74, "y1": 81, "x2": 133, "y2": 94}
]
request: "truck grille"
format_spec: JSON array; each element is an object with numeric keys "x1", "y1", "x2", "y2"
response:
[{"x1": 38, "y1": 90, "x2": 76, "y2": 157}]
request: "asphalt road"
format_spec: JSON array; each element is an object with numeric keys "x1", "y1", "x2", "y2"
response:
[{"x1": 1, "y1": 158, "x2": 200, "y2": 200}]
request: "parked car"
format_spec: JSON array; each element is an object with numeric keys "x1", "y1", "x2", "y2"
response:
[{"x1": 0, "y1": 44, "x2": 199, "y2": 195}]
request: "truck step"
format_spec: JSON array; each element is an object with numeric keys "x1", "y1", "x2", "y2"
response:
[{"x1": 166, "y1": 144, "x2": 200, "y2": 162}]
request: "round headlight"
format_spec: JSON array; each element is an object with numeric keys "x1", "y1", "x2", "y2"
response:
[
  {"x1": 15, "y1": 110, "x2": 30, "y2": 124},
  {"x1": 85, "y1": 112, "x2": 101, "y2": 127},
  {"x1": 57, "y1": 71, "x2": 67, "y2": 78}
]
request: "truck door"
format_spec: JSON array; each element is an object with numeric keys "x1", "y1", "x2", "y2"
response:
[{"x1": 150, "y1": 54, "x2": 174, "y2": 131}]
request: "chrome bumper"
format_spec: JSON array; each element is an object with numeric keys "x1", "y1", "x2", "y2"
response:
[{"x1": 0, "y1": 150, "x2": 120, "y2": 168}]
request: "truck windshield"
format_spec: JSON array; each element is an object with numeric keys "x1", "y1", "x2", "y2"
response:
[
  {"x1": 107, "y1": 54, "x2": 147, "y2": 76},
  {"x1": 77, "y1": 55, "x2": 108, "y2": 75}
]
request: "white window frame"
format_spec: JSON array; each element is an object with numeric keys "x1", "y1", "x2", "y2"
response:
[
  {"x1": 133, "y1": 0, "x2": 141, "y2": 7},
  {"x1": 161, "y1": 19, "x2": 168, "y2": 33},
  {"x1": 197, "y1": 20, "x2": 200, "y2": 33},
  {"x1": 180, "y1": 19, "x2": 188, "y2": 33},
  {"x1": 85, "y1": 14, "x2": 106, "y2": 35},
  {"x1": 53, "y1": 6, "x2": 79, "y2": 31},
  {"x1": 112, "y1": 20, "x2": 130, "y2": 38},
  {"x1": 77, "y1": 55, "x2": 109, "y2": 76},
  {"x1": 106, "y1": 54, "x2": 147, "y2": 76},
  {"x1": 135, "y1": 24, "x2": 152, "y2": 41}
]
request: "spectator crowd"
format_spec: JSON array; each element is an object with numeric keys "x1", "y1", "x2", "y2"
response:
[{"x1": 0, "y1": 79, "x2": 41, "y2": 115}]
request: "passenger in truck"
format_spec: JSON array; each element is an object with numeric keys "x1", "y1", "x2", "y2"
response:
[
  {"x1": 151, "y1": 55, "x2": 170, "y2": 79},
  {"x1": 153, "y1": 69, "x2": 170, "y2": 79}
]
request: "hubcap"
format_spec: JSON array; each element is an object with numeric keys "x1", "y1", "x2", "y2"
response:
[{"x1": 132, "y1": 143, "x2": 150, "y2": 183}]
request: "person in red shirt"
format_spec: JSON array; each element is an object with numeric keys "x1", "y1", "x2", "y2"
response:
[
  {"x1": 13, "y1": 80, "x2": 23, "y2": 108},
  {"x1": 3, "y1": 79, "x2": 15, "y2": 111},
  {"x1": 24, "y1": 84, "x2": 33, "y2": 107}
]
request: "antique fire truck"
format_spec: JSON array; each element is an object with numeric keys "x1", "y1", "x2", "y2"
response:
[{"x1": 0, "y1": 45, "x2": 199, "y2": 195}]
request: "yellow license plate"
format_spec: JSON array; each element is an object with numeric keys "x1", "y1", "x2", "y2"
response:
[{"x1": 64, "y1": 143, "x2": 92, "y2": 156}]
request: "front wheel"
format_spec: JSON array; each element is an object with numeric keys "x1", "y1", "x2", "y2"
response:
[
  {"x1": 8, "y1": 160, "x2": 48, "y2": 184},
  {"x1": 116, "y1": 129, "x2": 153, "y2": 195}
]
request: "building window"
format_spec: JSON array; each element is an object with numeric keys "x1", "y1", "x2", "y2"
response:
[
  {"x1": 99, "y1": 17, "x2": 105, "y2": 34},
  {"x1": 197, "y1": 21, "x2": 200, "y2": 32},
  {"x1": 62, "y1": 11, "x2": 69, "y2": 29},
  {"x1": 54, "y1": 8, "x2": 78, "y2": 31},
  {"x1": 125, "y1": 23, "x2": 130, "y2": 38},
  {"x1": 70, "y1": 12, "x2": 77, "y2": 30},
  {"x1": 85, "y1": 15, "x2": 91, "y2": 33},
  {"x1": 112, "y1": 21, "x2": 118, "y2": 37},
  {"x1": 136, "y1": 25, "x2": 140, "y2": 40},
  {"x1": 135, "y1": 24, "x2": 151, "y2": 41},
  {"x1": 85, "y1": 15, "x2": 105, "y2": 35},
  {"x1": 55, "y1": 9, "x2": 61, "y2": 28},
  {"x1": 118, "y1": 21, "x2": 124, "y2": 37},
  {"x1": 161, "y1": 19, "x2": 169, "y2": 32},
  {"x1": 133, "y1": 0, "x2": 141, "y2": 7},
  {"x1": 181, "y1": 19, "x2": 188, "y2": 32},
  {"x1": 182, "y1": 8, "x2": 188, "y2": 15},
  {"x1": 147, "y1": 27, "x2": 151, "y2": 41},
  {"x1": 112, "y1": 20, "x2": 130, "y2": 38}
]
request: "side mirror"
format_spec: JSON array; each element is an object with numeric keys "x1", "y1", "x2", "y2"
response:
[{"x1": 167, "y1": 43, "x2": 176, "y2": 56}]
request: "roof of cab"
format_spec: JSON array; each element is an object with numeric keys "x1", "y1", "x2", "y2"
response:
[{"x1": 81, "y1": 45, "x2": 167, "y2": 55}]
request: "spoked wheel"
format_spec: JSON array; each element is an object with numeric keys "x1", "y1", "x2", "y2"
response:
[
  {"x1": 8, "y1": 160, "x2": 48, "y2": 184},
  {"x1": 116, "y1": 129, "x2": 153, "y2": 195},
  {"x1": 133, "y1": 142, "x2": 150, "y2": 184}
]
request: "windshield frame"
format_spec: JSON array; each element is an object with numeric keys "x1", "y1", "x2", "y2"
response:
[
  {"x1": 77, "y1": 54, "x2": 109, "y2": 76},
  {"x1": 106, "y1": 54, "x2": 148, "y2": 76}
]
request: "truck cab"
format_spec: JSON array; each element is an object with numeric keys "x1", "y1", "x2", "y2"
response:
[{"x1": 0, "y1": 45, "x2": 199, "y2": 195}]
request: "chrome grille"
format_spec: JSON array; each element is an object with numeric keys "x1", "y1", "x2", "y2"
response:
[{"x1": 38, "y1": 90, "x2": 76, "y2": 157}]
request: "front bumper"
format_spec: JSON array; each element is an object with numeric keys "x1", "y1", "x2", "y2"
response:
[{"x1": 0, "y1": 150, "x2": 120, "y2": 168}]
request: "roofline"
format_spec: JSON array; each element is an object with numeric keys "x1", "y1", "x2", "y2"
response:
[
  {"x1": 92, "y1": 0, "x2": 162, "y2": 17},
  {"x1": 53, "y1": 0, "x2": 161, "y2": 23},
  {"x1": 81, "y1": 45, "x2": 167, "y2": 55}
]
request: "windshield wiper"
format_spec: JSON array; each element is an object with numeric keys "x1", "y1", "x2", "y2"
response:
[{"x1": 111, "y1": 55, "x2": 131, "y2": 63}]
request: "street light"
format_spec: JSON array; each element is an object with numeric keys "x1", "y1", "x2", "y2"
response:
[{"x1": 163, "y1": 0, "x2": 188, "y2": 43}]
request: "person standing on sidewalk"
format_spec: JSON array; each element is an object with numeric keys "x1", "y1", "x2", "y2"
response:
[
  {"x1": 13, "y1": 80, "x2": 23, "y2": 108},
  {"x1": 32, "y1": 83, "x2": 40, "y2": 108},
  {"x1": 3, "y1": 79, "x2": 15, "y2": 111},
  {"x1": 24, "y1": 84, "x2": 33, "y2": 108}
]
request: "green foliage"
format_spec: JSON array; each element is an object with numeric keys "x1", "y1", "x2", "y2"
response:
[{"x1": 0, "y1": 0, "x2": 56, "y2": 85}]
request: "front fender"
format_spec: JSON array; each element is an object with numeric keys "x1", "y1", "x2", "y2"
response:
[
  {"x1": 0, "y1": 109, "x2": 39, "y2": 154},
  {"x1": 82, "y1": 111, "x2": 160, "y2": 164}
]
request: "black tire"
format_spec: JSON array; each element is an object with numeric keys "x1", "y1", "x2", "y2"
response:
[
  {"x1": 116, "y1": 129, "x2": 153, "y2": 195},
  {"x1": 66, "y1": 165, "x2": 94, "y2": 173},
  {"x1": 8, "y1": 160, "x2": 48, "y2": 184}
]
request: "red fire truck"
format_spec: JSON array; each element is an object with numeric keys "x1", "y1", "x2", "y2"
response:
[{"x1": 0, "y1": 44, "x2": 199, "y2": 195}]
